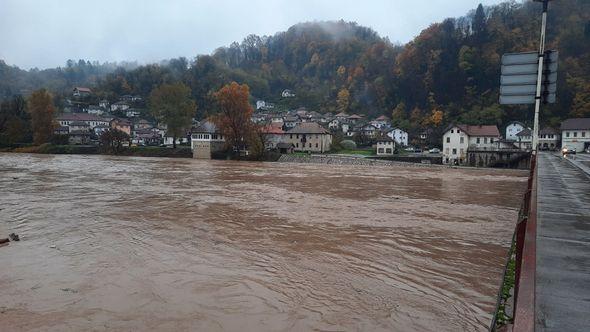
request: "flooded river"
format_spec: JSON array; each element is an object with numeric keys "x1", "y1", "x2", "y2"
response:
[{"x1": 0, "y1": 153, "x2": 526, "y2": 331}]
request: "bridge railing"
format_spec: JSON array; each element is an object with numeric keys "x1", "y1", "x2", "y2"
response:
[{"x1": 490, "y1": 154, "x2": 537, "y2": 331}]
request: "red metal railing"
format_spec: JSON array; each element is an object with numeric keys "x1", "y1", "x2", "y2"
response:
[
  {"x1": 513, "y1": 154, "x2": 537, "y2": 331},
  {"x1": 490, "y1": 155, "x2": 537, "y2": 331}
]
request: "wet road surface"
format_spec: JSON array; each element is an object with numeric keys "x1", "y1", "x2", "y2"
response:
[{"x1": 0, "y1": 153, "x2": 527, "y2": 331}]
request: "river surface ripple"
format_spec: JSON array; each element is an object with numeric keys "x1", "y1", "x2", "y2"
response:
[{"x1": 0, "y1": 153, "x2": 526, "y2": 331}]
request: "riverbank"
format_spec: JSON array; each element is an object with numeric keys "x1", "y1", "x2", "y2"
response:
[
  {"x1": 279, "y1": 153, "x2": 449, "y2": 168},
  {"x1": 0, "y1": 144, "x2": 192, "y2": 158}
]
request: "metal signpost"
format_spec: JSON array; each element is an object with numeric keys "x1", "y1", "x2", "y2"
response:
[{"x1": 499, "y1": 0, "x2": 556, "y2": 155}]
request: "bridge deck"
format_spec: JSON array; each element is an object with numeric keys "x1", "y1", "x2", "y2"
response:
[{"x1": 535, "y1": 153, "x2": 590, "y2": 331}]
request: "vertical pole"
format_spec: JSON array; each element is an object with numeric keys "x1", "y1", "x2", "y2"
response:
[{"x1": 532, "y1": 0, "x2": 548, "y2": 155}]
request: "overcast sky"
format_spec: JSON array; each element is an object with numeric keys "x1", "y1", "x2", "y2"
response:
[{"x1": 0, "y1": 0, "x2": 507, "y2": 69}]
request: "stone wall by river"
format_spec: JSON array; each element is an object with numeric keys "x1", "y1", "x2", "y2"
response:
[
  {"x1": 278, "y1": 153, "x2": 441, "y2": 167},
  {"x1": 0, "y1": 153, "x2": 527, "y2": 331}
]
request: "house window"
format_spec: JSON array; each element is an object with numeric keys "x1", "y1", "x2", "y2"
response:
[
  {"x1": 490, "y1": 138, "x2": 494, "y2": 143},
  {"x1": 484, "y1": 137, "x2": 488, "y2": 144},
  {"x1": 460, "y1": 137, "x2": 464, "y2": 144},
  {"x1": 386, "y1": 148, "x2": 392, "y2": 154},
  {"x1": 290, "y1": 134, "x2": 293, "y2": 139},
  {"x1": 445, "y1": 148, "x2": 449, "y2": 154},
  {"x1": 566, "y1": 132, "x2": 570, "y2": 137},
  {"x1": 574, "y1": 132, "x2": 578, "y2": 137},
  {"x1": 452, "y1": 148, "x2": 457, "y2": 155},
  {"x1": 457, "y1": 129, "x2": 461, "y2": 133},
  {"x1": 309, "y1": 143, "x2": 312, "y2": 148},
  {"x1": 460, "y1": 148, "x2": 464, "y2": 155},
  {"x1": 451, "y1": 129, "x2": 454, "y2": 133},
  {"x1": 477, "y1": 138, "x2": 481, "y2": 144},
  {"x1": 316, "y1": 143, "x2": 318, "y2": 148},
  {"x1": 583, "y1": 132, "x2": 586, "y2": 138},
  {"x1": 446, "y1": 137, "x2": 450, "y2": 143},
  {"x1": 378, "y1": 148, "x2": 384, "y2": 153},
  {"x1": 296, "y1": 143, "x2": 299, "y2": 148}
]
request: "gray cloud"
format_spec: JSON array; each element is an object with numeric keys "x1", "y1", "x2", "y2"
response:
[{"x1": 0, "y1": 0, "x2": 506, "y2": 69}]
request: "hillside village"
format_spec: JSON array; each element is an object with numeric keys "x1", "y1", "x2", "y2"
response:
[{"x1": 54, "y1": 86, "x2": 590, "y2": 168}]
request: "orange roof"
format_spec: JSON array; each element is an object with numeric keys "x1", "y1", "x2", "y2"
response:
[{"x1": 261, "y1": 123, "x2": 284, "y2": 134}]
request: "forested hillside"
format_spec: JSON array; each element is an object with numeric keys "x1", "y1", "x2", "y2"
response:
[{"x1": 1, "y1": 0, "x2": 589, "y2": 129}]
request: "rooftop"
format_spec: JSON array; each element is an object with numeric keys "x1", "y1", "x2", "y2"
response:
[
  {"x1": 560, "y1": 118, "x2": 590, "y2": 130},
  {"x1": 192, "y1": 120, "x2": 219, "y2": 134},
  {"x1": 287, "y1": 122, "x2": 330, "y2": 134},
  {"x1": 449, "y1": 124, "x2": 501, "y2": 137}
]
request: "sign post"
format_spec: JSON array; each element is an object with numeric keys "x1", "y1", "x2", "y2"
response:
[
  {"x1": 499, "y1": 0, "x2": 555, "y2": 155},
  {"x1": 532, "y1": 0, "x2": 551, "y2": 155}
]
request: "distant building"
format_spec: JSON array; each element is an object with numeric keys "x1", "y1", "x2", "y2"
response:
[
  {"x1": 385, "y1": 128, "x2": 408, "y2": 146},
  {"x1": 539, "y1": 127, "x2": 560, "y2": 150},
  {"x1": 110, "y1": 118, "x2": 132, "y2": 136},
  {"x1": 86, "y1": 105, "x2": 105, "y2": 116},
  {"x1": 56, "y1": 113, "x2": 111, "y2": 129},
  {"x1": 73, "y1": 87, "x2": 92, "y2": 97},
  {"x1": 515, "y1": 128, "x2": 533, "y2": 150},
  {"x1": 373, "y1": 115, "x2": 390, "y2": 128},
  {"x1": 283, "y1": 115, "x2": 300, "y2": 129},
  {"x1": 347, "y1": 114, "x2": 363, "y2": 124},
  {"x1": 99, "y1": 99, "x2": 109, "y2": 109},
  {"x1": 125, "y1": 109, "x2": 142, "y2": 118},
  {"x1": 560, "y1": 118, "x2": 590, "y2": 151},
  {"x1": 191, "y1": 121, "x2": 225, "y2": 159},
  {"x1": 505, "y1": 121, "x2": 528, "y2": 141},
  {"x1": 281, "y1": 89, "x2": 296, "y2": 98},
  {"x1": 256, "y1": 100, "x2": 275, "y2": 111},
  {"x1": 376, "y1": 136, "x2": 395, "y2": 156},
  {"x1": 286, "y1": 122, "x2": 332, "y2": 153},
  {"x1": 110, "y1": 101, "x2": 130, "y2": 112},
  {"x1": 69, "y1": 121, "x2": 91, "y2": 133},
  {"x1": 359, "y1": 123, "x2": 379, "y2": 138},
  {"x1": 261, "y1": 123, "x2": 286, "y2": 149},
  {"x1": 442, "y1": 124, "x2": 501, "y2": 165},
  {"x1": 93, "y1": 124, "x2": 110, "y2": 137}
]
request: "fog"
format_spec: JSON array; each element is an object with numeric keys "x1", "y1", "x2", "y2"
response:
[{"x1": 0, "y1": 0, "x2": 506, "y2": 69}]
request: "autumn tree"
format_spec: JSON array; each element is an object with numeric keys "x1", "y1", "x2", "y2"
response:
[
  {"x1": 430, "y1": 109, "x2": 444, "y2": 127},
  {"x1": 27, "y1": 89, "x2": 56, "y2": 145},
  {"x1": 337, "y1": 88, "x2": 350, "y2": 113},
  {"x1": 214, "y1": 82, "x2": 254, "y2": 153},
  {"x1": 149, "y1": 83, "x2": 196, "y2": 148},
  {"x1": 99, "y1": 129, "x2": 130, "y2": 154}
]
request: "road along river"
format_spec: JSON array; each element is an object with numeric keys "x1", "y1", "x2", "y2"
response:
[{"x1": 0, "y1": 153, "x2": 526, "y2": 331}]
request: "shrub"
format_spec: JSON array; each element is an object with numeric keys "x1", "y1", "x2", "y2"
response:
[{"x1": 340, "y1": 140, "x2": 357, "y2": 150}]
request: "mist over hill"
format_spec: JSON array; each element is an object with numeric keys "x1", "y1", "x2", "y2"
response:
[{"x1": 1, "y1": 0, "x2": 589, "y2": 128}]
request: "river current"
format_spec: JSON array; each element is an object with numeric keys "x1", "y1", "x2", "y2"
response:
[{"x1": 0, "y1": 153, "x2": 526, "y2": 331}]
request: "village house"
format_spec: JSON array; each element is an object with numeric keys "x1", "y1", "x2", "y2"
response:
[
  {"x1": 54, "y1": 126, "x2": 69, "y2": 135},
  {"x1": 261, "y1": 123, "x2": 286, "y2": 150},
  {"x1": 372, "y1": 115, "x2": 391, "y2": 129},
  {"x1": 132, "y1": 128, "x2": 162, "y2": 146},
  {"x1": 163, "y1": 133, "x2": 190, "y2": 146},
  {"x1": 110, "y1": 118, "x2": 132, "y2": 136},
  {"x1": 99, "y1": 99, "x2": 109, "y2": 109},
  {"x1": 125, "y1": 109, "x2": 142, "y2": 118},
  {"x1": 347, "y1": 114, "x2": 363, "y2": 124},
  {"x1": 56, "y1": 113, "x2": 111, "y2": 129},
  {"x1": 515, "y1": 129, "x2": 533, "y2": 150},
  {"x1": 376, "y1": 136, "x2": 396, "y2": 156},
  {"x1": 93, "y1": 124, "x2": 110, "y2": 137},
  {"x1": 68, "y1": 130, "x2": 91, "y2": 145},
  {"x1": 72, "y1": 87, "x2": 92, "y2": 98},
  {"x1": 281, "y1": 89, "x2": 296, "y2": 98},
  {"x1": 110, "y1": 101, "x2": 130, "y2": 112},
  {"x1": 68, "y1": 121, "x2": 91, "y2": 133},
  {"x1": 335, "y1": 112, "x2": 349, "y2": 121},
  {"x1": 561, "y1": 118, "x2": 590, "y2": 152},
  {"x1": 328, "y1": 118, "x2": 340, "y2": 130},
  {"x1": 86, "y1": 105, "x2": 106, "y2": 115},
  {"x1": 286, "y1": 122, "x2": 332, "y2": 153},
  {"x1": 191, "y1": 121, "x2": 226, "y2": 159},
  {"x1": 385, "y1": 127, "x2": 408, "y2": 146},
  {"x1": 505, "y1": 121, "x2": 528, "y2": 141},
  {"x1": 442, "y1": 124, "x2": 501, "y2": 165},
  {"x1": 359, "y1": 123, "x2": 379, "y2": 139},
  {"x1": 539, "y1": 127, "x2": 560, "y2": 150},
  {"x1": 283, "y1": 115, "x2": 301, "y2": 129},
  {"x1": 133, "y1": 119, "x2": 153, "y2": 130},
  {"x1": 256, "y1": 100, "x2": 275, "y2": 111}
]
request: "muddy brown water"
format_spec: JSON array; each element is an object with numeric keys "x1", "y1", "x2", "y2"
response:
[{"x1": 0, "y1": 153, "x2": 526, "y2": 331}]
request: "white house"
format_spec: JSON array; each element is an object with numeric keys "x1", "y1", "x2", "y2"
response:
[
  {"x1": 110, "y1": 101, "x2": 130, "y2": 112},
  {"x1": 99, "y1": 99, "x2": 109, "y2": 109},
  {"x1": 86, "y1": 105, "x2": 105, "y2": 116},
  {"x1": 281, "y1": 89, "x2": 296, "y2": 98},
  {"x1": 386, "y1": 128, "x2": 408, "y2": 146},
  {"x1": 256, "y1": 100, "x2": 275, "y2": 111},
  {"x1": 56, "y1": 113, "x2": 111, "y2": 129},
  {"x1": 191, "y1": 121, "x2": 226, "y2": 159},
  {"x1": 539, "y1": 127, "x2": 560, "y2": 150},
  {"x1": 126, "y1": 109, "x2": 142, "y2": 118},
  {"x1": 376, "y1": 137, "x2": 395, "y2": 156},
  {"x1": 328, "y1": 118, "x2": 340, "y2": 130},
  {"x1": 561, "y1": 118, "x2": 590, "y2": 152},
  {"x1": 372, "y1": 115, "x2": 390, "y2": 129},
  {"x1": 505, "y1": 121, "x2": 528, "y2": 141},
  {"x1": 515, "y1": 129, "x2": 533, "y2": 150},
  {"x1": 73, "y1": 87, "x2": 92, "y2": 97},
  {"x1": 442, "y1": 124, "x2": 501, "y2": 165}
]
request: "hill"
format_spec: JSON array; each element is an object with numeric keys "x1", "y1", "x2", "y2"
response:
[{"x1": 1, "y1": 0, "x2": 589, "y2": 130}]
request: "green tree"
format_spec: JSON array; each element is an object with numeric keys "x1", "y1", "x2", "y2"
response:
[
  {"x1": 27, "y1": 89, "x2": 56, "y2": 145},
  {"x1": 149, "y1": 83, "x2": 196, "y2": 148}
]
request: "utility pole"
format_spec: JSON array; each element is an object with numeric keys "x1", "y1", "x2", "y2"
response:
[{"x1": 532, "y1": 0, "x2": 551, "y2": 155}]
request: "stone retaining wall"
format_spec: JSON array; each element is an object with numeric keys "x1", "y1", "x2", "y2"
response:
[{"x1": 277, "y1": 154, "x2": 443, "y2": 168}]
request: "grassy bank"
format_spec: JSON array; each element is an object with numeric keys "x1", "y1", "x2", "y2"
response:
[{"x1": 2, "y1": 144, "x2": 192, "y2": 158}]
